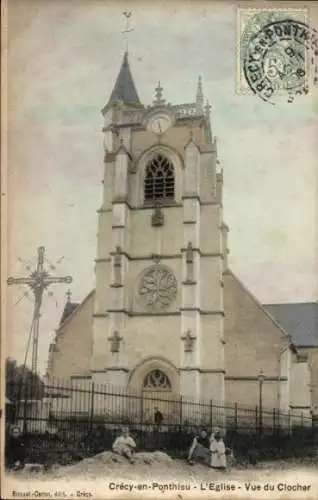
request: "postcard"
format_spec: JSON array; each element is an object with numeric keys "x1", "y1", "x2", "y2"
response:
[{"x1": 2, "y1": 0, "x2": 318, "y2": 499}]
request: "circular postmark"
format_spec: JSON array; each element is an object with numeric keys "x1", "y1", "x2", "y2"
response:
[{"x1": 243, "y1": 19, "x2": 318, "y2": 104}]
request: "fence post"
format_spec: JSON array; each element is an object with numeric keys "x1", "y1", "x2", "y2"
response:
[
  {"x1": 180, "y1": 395, "x2": 183, "y2": 427},
  {"x1": 255, "y1": 405, "x2": 258, "y2": 435},
  {"x1": 301, "y1": 412, "x2": 304, "y2": 429},
  {"x1": 140, "y1": 392, "x2": 144, "y2": 426},
  {"x1": 22, "y1": 382, "x2": 29, "y2": 435},
  {"x1": 210, "y1": 399, "x2": 213, "y2": 429},
  {"x1": 234, "y1": 403, "x2": 238, "y2": 432},
  {"x1": 90, "y1": 382, "x2": 95, "y2": 430},
  {"x1": 139, "y1": 393, "x2": 144, "y2": 449}
]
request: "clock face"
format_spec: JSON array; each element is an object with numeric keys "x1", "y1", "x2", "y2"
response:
[{"x1": 147, "y1": 114, "x2": 172, "y2": 135}]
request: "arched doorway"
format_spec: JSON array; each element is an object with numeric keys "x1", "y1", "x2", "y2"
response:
[{"x1": 128, "y1": 357, "x2": 180, "y2": 425}]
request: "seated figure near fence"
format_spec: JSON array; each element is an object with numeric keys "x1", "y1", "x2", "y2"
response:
[
  {"x1": 209, "y1": 429, "x2": 227, "y2": 470},
  {"x1": 187, "y1": 429, "x2": 210, "y2": 465},
  {"x1": 112, "y1": 427, "x2": 136, "y2": 464}
]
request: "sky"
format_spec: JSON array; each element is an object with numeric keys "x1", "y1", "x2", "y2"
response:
[{"x1": 4, "y1": 0, "x2": 318, "y2": 375}]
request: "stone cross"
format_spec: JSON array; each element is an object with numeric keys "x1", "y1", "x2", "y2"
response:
[
  {"x1": 181, "y1": 330, "x2": 196, "y2": 353},
  {"x1": 113, "y1": 246, "x2": 122, "y2": 285},
  {"x1": 108, "y1": 331, "x2": 123, "y2": 353}
]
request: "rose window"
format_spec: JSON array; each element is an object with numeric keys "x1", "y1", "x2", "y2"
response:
[{"x1": 138, "y1": 265, "x2": 177, "y2": 310}]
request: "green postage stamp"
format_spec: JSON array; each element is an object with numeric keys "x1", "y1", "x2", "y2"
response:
[{"x1": 237, "y1": 8, "x2": 311, "y2": 103}]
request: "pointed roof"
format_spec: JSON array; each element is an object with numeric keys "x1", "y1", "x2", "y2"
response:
[
  {"x1": 103, "y1": 52, "x2": 142, "y2": 114},
  {"x1": 59, "y1": 301, "x2": 79, "y2": 326}
]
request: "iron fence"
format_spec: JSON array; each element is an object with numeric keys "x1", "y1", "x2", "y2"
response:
[
  {"x1": 6, "y1": 377, "x2": 314, "y2": 435},
  {"x1": 5, "y1": 378, "x2": 318, "y2": 465}
]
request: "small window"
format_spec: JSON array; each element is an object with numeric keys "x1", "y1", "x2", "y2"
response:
[
  {"x1": 144, "y1": 155, "x2": 175, "y2": 203},
  {"x1": 143, "y1": 369, "x2": 172, "y2": 390}
]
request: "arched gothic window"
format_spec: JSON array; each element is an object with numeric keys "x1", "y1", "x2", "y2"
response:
[
  {"x1": 144, "y1": 155, "x2": 175, "y2": 202},
  {"x1": 143, "y1": 369, "x2": 172, "y2": 390}
]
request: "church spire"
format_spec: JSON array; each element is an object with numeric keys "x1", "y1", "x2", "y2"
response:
[
  {"x1": 102, "y1": 51, "x2": 142, "y2": 115},
  {"x1": 196, "y1": 76, "x2": 204, "y2": 114}
]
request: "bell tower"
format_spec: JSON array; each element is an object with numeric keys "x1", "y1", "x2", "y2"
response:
[{"x1": 91, "y1": 51, "x2": 226, "y2": 403}]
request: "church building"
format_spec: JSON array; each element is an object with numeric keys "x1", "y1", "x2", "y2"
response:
[{"x1": 46, "y1": 51, "x2": 317, "y2": 419}]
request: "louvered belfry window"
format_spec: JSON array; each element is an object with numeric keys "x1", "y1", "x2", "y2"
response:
[{"x1": 144, "y1": 155, "x2": 175, "y2": 202}]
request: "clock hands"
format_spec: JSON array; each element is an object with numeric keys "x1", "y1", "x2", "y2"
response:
[{"x1": 147, "y1": 115, "x2": 171, "y2": 134}]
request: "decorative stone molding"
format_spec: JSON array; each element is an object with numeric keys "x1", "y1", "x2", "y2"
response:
[
  {"x1": 186, "y1": 242, "x2": 194, "y2": 263},
  {"x1": 112, "y1": 195, "x2": 128, "y2": 203},
  {"x1": 185, "y1": 242, "x2": 195, "y2": 282},
  {"x1": 113, "y1": 246, "x2": 122, "y2": 286},
  {"x1": 180, "y1": 367, "x2": 225, "y2": 374},
  {"x1": 105, "y1": 367, "x2": 130, "y2": 372},
  {"x1": 104, "y1": 151, "x2": 116, "y2": 163},
  {"x1": 129, "y1": 159, "x2": 138, "y2": 174},
  {"x1": 152, "y1": 254, "x2": 161, "y2": 264}
]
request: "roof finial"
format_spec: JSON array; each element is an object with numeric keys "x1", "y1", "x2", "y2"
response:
[
  {"x1": 153, "y1": 81, "x2": 166, "y2": 106},
  {"x1": 66, "y1": 289, "x2": 72, "y2": 303},
  {"x1": 196, "y1": 76, "x2": 204, "y2": 114},
  {"x1": 204, "y1": 99, "x2": 211, "y2": 116},
  {"x1": 122, "y1": 11, "x2": 133, "y2": 53}
]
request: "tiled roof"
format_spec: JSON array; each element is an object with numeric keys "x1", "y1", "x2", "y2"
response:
[{"x1": 264, "y1": 302, "x2": 318, "y2": 347}]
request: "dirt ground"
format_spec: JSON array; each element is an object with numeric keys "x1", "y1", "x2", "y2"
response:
[
  {"x1": 4, "y1": 453, "x2": 318, "y2": 500},
  {"x1": 9, "y1": 451, "x2": 318, "y2": 481}
]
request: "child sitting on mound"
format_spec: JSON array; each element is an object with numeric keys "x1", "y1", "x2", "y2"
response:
[{"x1": 112, "y1": 427, "x2": 136, "y2": 464}]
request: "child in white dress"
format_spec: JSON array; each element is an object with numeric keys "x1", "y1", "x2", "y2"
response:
[
  {"x1": 209, "y1": 430, "x2": 227, "y2": 470},
  {"x1": 112, "y1": 427, "x2": 136, "y2": 463}
]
